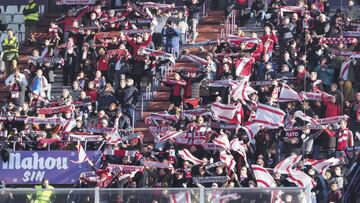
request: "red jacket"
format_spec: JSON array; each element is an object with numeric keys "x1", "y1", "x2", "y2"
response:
[
  {"x1": 324, "y1": 102, "x2": 341, "y2": 118},
  {"x1": 125, "y1": 34, "x2": 153, "y2": 56}
]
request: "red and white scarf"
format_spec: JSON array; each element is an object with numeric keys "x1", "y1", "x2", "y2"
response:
[
  {"x1": 319, "y1": 37, "x2": 357, "y2": 45},
  {"x1": 280, "y1": 6, "x2": 305, "y2": 13},
  {"x1": 181, "y1": 54, "x2": 208, "y2": 66},
  {"x1": 143, "y1": 160, "x2": 173, "y2": 169}
]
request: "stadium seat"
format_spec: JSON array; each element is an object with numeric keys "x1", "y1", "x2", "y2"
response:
[
  {"x1": 0, "y1": 33, "x2": 6, "y2": 44},
  {"x1": 12, "y1": 14, "x2": 24, "y2": 24},
  {"x1": 39, "y1": 5, "x2": 45, "y2": 16},
  {"x1": 18, "y1": 5, "x2": 25, "y2": 14},
  {"x1": 19, "y1": 24, "x2": 25, "y2": 33},
  {"x1": 2, "y1": 15, "x2": 12, "y2": 24},
  {"x1": 4, "y1": 5, "x2": 18, "y2": 15},
  {"x1": 0, "y1": 6, "x2": 4, "y2": 14},
  {"x1": 7, "y1": 24, "x2": 19, "y2": 32}
]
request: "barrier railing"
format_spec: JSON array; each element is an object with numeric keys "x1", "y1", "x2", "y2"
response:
[
  {"x1": 225, "y1": 10, "x2": 236, "y2": 36},
  {"x1": 1, "y1": 187, "x2": 308, "y2": 203}
]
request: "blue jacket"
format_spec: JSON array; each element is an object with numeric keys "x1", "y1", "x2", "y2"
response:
[
  {"x1": 314, "y1": 65, "x2": 334, "y2": 86},
  {"x1": 162, "y1": 27, "x2": 181, "y2": 50}
]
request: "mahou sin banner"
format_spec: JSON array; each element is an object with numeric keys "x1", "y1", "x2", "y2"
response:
[{"x1": 0, "y1": 151, "x2": 99, "y2": 184}]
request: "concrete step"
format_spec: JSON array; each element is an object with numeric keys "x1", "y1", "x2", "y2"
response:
[{"x1": 147, "y1": 101, "x2": 171, "y2": 111}]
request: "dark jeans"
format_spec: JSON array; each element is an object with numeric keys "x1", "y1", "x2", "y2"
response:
[{"x1": 124, "y1": 105, "x2": 135, "y2": 127}]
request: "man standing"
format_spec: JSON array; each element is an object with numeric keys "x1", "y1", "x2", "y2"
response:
[
  {"x1": 123, "y1": 79, "x2": 138, "y2": 127},
  {"x1": 1, "y1": 29, "x2": 19, "y2": 77},
  {"x1": 23, "y1": 0, "x2": 39, "y2": 43},
  {"x1": 162, "y1": 20, "x2": 181, "y2": 57}
]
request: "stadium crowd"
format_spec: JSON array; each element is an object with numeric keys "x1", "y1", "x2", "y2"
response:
[{"x1": 0, "y1": 0, "x2": 360, "y2": 202}]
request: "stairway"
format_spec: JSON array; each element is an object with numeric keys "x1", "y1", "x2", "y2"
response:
[{"x1": 138, "y1": 10, "x2": 227, "y2": 142}]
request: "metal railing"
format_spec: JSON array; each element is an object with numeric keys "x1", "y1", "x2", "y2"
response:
[
  {"x1": 1, "y1": 187, "x2": 309, "y2": 203},
  {"x1": 0, "y1": 140, "x2": 105, "y2": 151},
  {"x1": 225, "y1": 10, "x2": 236, "y2": 36}
]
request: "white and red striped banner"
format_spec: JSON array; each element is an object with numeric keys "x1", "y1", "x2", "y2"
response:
[
  {"x1": 213, "y1": 134, "x2": 230, "y2": 151},
  {"x1": 287, "y1": 169, "x2": 316, "y2": 189},
  {"x1": 211, "y1": 102, "x2": 240, "y2": 122},
  {"x1": 170, "y1": 192, "x2": 191, "y2": 203},
  {"x1": 242, "y1": 123, "x2": 262, "y2": 142},
  {"x1": 304, "y1": 157, "x2": 341, "y2": 175},
  {"x1": 178, "y1": 149, "x2": 206, "y2": 165},
  {"x1": 254, "y1": 103, "x2": 285, "y2": 128},
  {"x1": 234, "y1": 57, "x2": 255, "y2": 80},
  {"x1": 274, "y1": 154, "x2": 302, "y2": 174},
  {"x1": 71, "y1": 141, "x2": 90, "y2": 164},
  {"x1": 212, "y1": 194, "x2": 241, "y2": 203},
  {"x1": 252, "y1": 165, "x2": 277, "y2": 187},
  {"x1": 220, "y1": 150, "x2": 236, "y2": 173},
  {"x1": 230, "y1": 81, "x2": 257, "y2": 101},
  {"x1": 278, "y1": 84, "x2": 302, "y2": 102}
]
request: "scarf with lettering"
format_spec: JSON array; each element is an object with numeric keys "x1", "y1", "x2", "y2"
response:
[
  {"x1": 143, "y1": 160, "x2": 173, "y2": 169},
  {"x1": 181, "y1": 108, "x2": 211, "y2": 119},
  {"x1": 181, "y1": 54, "x2": 208, "y2": 66},
  {"x1": 107, "y1": 164, "x2": 145, "y2": 174},
  {"x1": 140, "y1": 48, "x2": 175, "y2": 63},
  {"x1": 319, "y1": 37, "x2": 357, "y2": 45},
  {"x1": 104, "y1": 149, "x2": 143, "y2": 160},
  {"x1": 38, "y1": 105, "x2": 74, "y2": 115},
  {"x1": 180, "y1": 40, "x2": 217, "y2": 50},
  {"x1": 192, "y1": 176, "x2": 228, "y2": 184},
  {"x1": 25, "y1": 117, "x2": 62, "y2": 125},
  {"x1": 163, "y1": 78, "x2": 187, "y2": 86}
]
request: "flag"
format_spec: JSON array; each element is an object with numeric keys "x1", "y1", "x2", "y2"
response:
[
  {"x1": 211, "y1": 102, "x2": 240, "y2": 122},
  {"x1": 234, "y1": 57, "x2": 255, "y2": 80},
  {"x1": 287, "y1": 169, "x2": 316, "y2": 189},
  {"x1": 178, "y1": 149, "x2": 206, "y2": 165},
  {"x1": 212, "y1": 194, "x2": 241, "y2": 203},
  {"x1": 230, "y1": 81, "x2": 257, "y2": 101},
  {"x1": 71, "y1": 141, "x2": 90, "y2": 164},
  {"x1": 252, "y1": 165, "x2": 277, "y2": 187},
  {"x1": 213, "y1": 134, "x2": 230, "y2": 151},
  {"x1": 220, "y1": 150, "x2": 236, "y2": 174},
  {"x1": 242, "y1": 123, "x2": 262, "y2": 142},
  {"x1": 170, "y1": 192, "x2": 191, "y2": 203},
  {"x1": 254, "y1": 103, "x2": 285, "y2": 128},
  {"x1": 340, "y1": 59, "x2": 351, "y2": 80},
  {"x1": 230, "y1": 138, "x2": 247, "y2": 158},
  {"x1": 304, "y1": 157, "x2": 341, "y2": 175},
  {"x1": 278, "y1": 84, "x2": 303, "y2": 102},
  {"x1": 274, "y1": 154, "x2": 302, "y2": 174}
]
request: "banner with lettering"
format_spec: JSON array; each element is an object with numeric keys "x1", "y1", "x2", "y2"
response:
[
  {"x1": 0, "y1": 151, "x2": 99, "y2": 184},
  {"x1": 56, "y1": 0, "x2": 95, "y2": 5}
]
